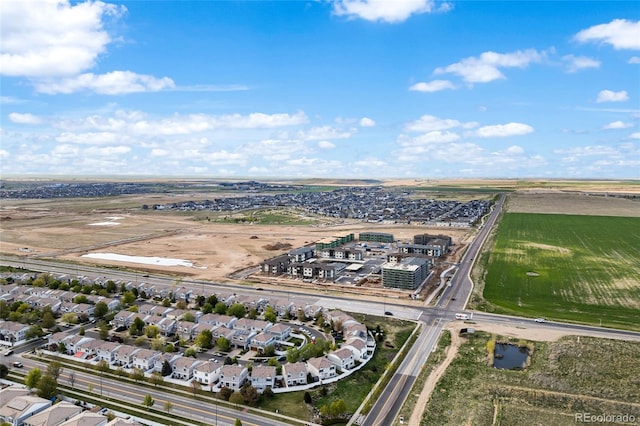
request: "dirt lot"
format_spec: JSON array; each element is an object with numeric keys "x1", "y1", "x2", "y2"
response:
[
  {"x1": 0, "y1": 197, "x2": 473, "y2": 283},
  {"x1": 506, "y1": 191, "x2": 640, "y2": 216}
]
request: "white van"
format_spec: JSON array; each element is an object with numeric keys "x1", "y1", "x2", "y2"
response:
[{"x1": 455, "y1": 313, "x2": 471, "y2": 320}]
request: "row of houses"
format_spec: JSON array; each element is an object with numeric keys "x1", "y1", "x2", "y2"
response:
[
  {"x1": 45, "y1": 308, "x2": 375, "y2": 394},
  {"x1": 0, "y1": 386, "x2": 140, "y2": 426}
]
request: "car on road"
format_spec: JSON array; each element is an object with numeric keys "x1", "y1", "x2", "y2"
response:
[
  {"x1": 534, "y1": 318, "x2": 546, "y2": 323},
  {"x1": 384, "y1": 311, "x2": 393, "y2": 316},
  {"x1": 3, "y1": 349, "x2": 13, "y2": 356},
  {"x1": 12, "y1": 362, "x2": 23, "y2": 368}
]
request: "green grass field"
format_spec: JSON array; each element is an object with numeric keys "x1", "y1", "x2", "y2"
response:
[{"x1": 482, "y1": 213, "x2": 640, "y2": 330}]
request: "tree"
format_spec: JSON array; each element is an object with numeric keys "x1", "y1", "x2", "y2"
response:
[
  {"x1": 213, "y1": 302, "x2": 227, "y2": 315},
  {"x1": 184, "y1": 347, "x2": 197, "y2": 358},
  {"x1": 229, "y1": 392, "x2": 244, "y2": 406},
  {"x1": 218, "y1": 386, "x2": 233, "y2": 401},
  {"x1": 0, "y1": 364, "x2": 8, "y2": 379},
  {"x1": 25, "y1": 368, "x2": 42, "y2": 388},
  {"x1": 161, "y1": 360, "x2": 173, "y2": 377},
  {"x1": 25, "y1": 324, "x2": 43, "y2": 340},
  {"x1": 96, "y1": 360, "x2": 110, "y2": 374},
  {"x1": 164, "y1": 400, "x2": 173, "y2": 414},
  {"x1": 263, "y1": 386, "x2": 274, "y2": 398},
  {"x1": 264, "y1": 345, "x2": 276, "y2": 357},
  {"x1": 150, "y1": 372, "x2": 164, "y2": 387},
  {"x1": 247, "y1": 308, "x2": 258, "y2": 320},
  {"x1": 41, "y1": 311, "x2": 56, "y2": 329},
  {"x1": 58, "y1": 342, "x2": 67, "y2": 354},
  {"x1": 304, "y1": 391, "x2": 312, "y2": 404},
  {"x1": 182, "y1": 312, "x2": 196, "y2": 322},
  {"x1": 46, "y1": 361, "x2": 63, "y2": 380},
  {"x1": 194, "y1": 330, "x2": 213, "y2": 349},
  {"x1": 201, "y1": 303, "x2": 213, "y2": 314},
  {"x1": 130, "y1": 368, "x2": 145, "y2": 383},
  {"x1": 234, "y1": 419, "x2": 243, "y2": 426},
  {"x1": 94, "y1": 301, "x2": 109, "y2": 319},
  {"x1": 61, "y1": 312, "x2": 78, "y2": 325},
  {"x1": 286, "y1": 347, "x2": 300, "y2": 363},
  {"x1": 134, "y1": 336, "x2": 147, "y2": 347},
  {"x1": 73, "y1": 294, "x2": 89, "y2": 304},
  {"x1": 240, "y1": 384, "x2": 259, "y2": 406},
  {"x1": 97, "y1": 320, "x2": 109, "y2": 340},
  {"x1": 145, "y1": 325, "x2": 160, "y2": 339},
  {"x1": 37, "y1": 374, "x2": 58, "y2": 399},
  {"x1": 191, "y1": 379, "x2": 201, "y2": 397},
  {"x1": 142, "y1": 394, "x2": 154, "y2": 410},
  {"x1": 206, "y1": 295, "x2": 218, "y2": 307},
  {"x1": 122, "y1": 291, "x2": 136, "y2": 305},
  {"x1": 78, "y1": 325, "x2": 85, "y2": 336},
  {"x1": 227, "y1": 303, "x2": 246, "y2": 319},
  {"x1": 263, "y1": 306, "x2": 277, "y2": 323},
  {"x1": 216, "y1": 336, "x2": 230, "y2": 352}
]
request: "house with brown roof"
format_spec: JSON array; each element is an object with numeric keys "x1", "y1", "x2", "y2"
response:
[
  {"x1": 283, "y1": 362, "x2": 308, "y2": 387},
  {"x1": 327, "y1": 348, "x2": 355, "y2": 371},
  {"x1": 250, "y1": 365, "x2": 276, "y2": 393},
  {"x1": 132, "y1": 349, "x2": 162, "y2": 371},
  {"x1": 268, "y1": 323, "x2": 292, "y2": 341},
  {"x1": 172, "y1": 357, "x2": 201, "y2": 380},
  {"x1": 96, "y1": 341, "x2": 121, "y2": 364},
  {"x1": 22, "y1": 401, "x2": 82, "y2": 426},
  {"x1": 113, "y1": 345, "x2": 139, "y2": 368},
  {"x1": 218, "y1": 365, "x2": 249, "y2": 391},
  {"x1": 307, "y1": 357, "x2": 336, "y2": 381},
  {"x1": 249, "y1": 332, "x2": 275, "y2": 353},
  {"x1": 193, "y1": 361, "x2": 221, "y2": 386}
]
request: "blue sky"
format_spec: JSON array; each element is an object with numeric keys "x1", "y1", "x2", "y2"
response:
[{"x1": 1, "y1": 0, "x2": 639, "y2": 179}]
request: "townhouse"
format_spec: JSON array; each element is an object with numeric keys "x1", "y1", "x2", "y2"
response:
[
  {"x1": 283, "y1": 362, "x2": 308, "y2": 387},
  {"x1": 193, "y1": 361, "x2": 221, "y2": 386},
  {"x1": 306, "y1": 357, "x2": 337, "y2": 381},
  {"x1": 218, "y1": 365, "x2": 249, "y2": 391},
  {"x1": 172, "y1": 357, "x2": 201, "y2": 380},
  {"x1": 250, "y1": 365, "x2": 276, "y2": 393}
]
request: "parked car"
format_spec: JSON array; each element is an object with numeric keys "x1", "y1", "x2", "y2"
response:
[
  {"x1": 534, "y1": 318, "x2": 546, "y2": 323},
  {"x1": 3, "y1": 349, "x2": 13, "y2": 356},
  {"x1": 12, "y1": 361, "x2": 23, "y2": 368}
]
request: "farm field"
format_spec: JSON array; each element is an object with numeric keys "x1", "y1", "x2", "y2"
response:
[
  {"x1": 420, "y1": 332, "x2": 640, "y2": 425},
  {"x1": 480, "y1": 213, "x2": 640, "y2": 330}
]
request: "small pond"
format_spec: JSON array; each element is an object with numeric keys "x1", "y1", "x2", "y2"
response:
[{"x1": 493, "y1": 343, "x2": 529, "y2": 370}]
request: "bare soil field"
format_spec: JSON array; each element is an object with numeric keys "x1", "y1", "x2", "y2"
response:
[
  {"x1": 0, "y1": 197, "x2": 473, "y2": 282},
  {"x1": 506, "y1": 191, "x2": 640, "y2": 216}
]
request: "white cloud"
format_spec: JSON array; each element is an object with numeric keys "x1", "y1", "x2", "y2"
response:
[
  {"x1": 409, "y1": 80, "x2": 456, "y2": 92},
  {"x1": 630, "y1": 132, "x2": 640, "y2": 139},
  {"x1": 574, "y1": 19, "x2": 640, "y2": 50},
  {"x1": 8, "y1": 112, "x2": 42, "y2": 124},
  {"x1": 332, "y1": 0, "x2": 449, "y2": 23},
  {"x1": 434, "y1": 49, "x2": 546, "y2": 83},
  {"x1": 359, "y1": 117, "x2": 376, "y2": 127},
  {"x1": 562, "y1": 55, "x2": 600, "y2": 73},
  {"x1": 405, "y1": 114, "x2": 477, "y2": 132},
  {"x1": 603, "y1": 121, "x2": 632, "y2": 130},
  {"x1": 84, "y1": 145, "x2": 131, "y2": 156},
  {"x1": 34, "y1": 71, "x2": 175, "y2": 95},
  {"x1": 398, "y1": 131, "x2": 460, "y2": 146},
  {"x1": 596, "y1": 90, "x2": 629, "y2": 103},
  {"x1": 629, "y1": 56, "x2": 640, "y2": 64},
  {"x1": 0, "y1": 0, "x2": 126, "y2": 77},
  {"x1": 0, "y1": 149, "x2": 9, "y2": 159},
  {"x1": 55, "y1": 132, "x2": 126, "y2": 144},
  {"x1": 151, "y1": 148, "x2": 170, "y2": 157},
  {"x1": 318, "y1": 140, "x2": 336, "y2": 149},
  {"x1": 298, "y1": 125, "x2": 353, "y2": 140},
  {"x1": 473, "y1": 122, "x2": 534, "y2": 138}
]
